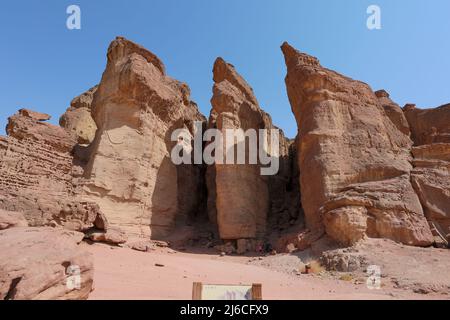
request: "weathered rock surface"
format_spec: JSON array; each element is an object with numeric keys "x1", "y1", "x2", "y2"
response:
[
  {"x1": 207, "y1": 57, "x2": 296, "y2": 241},
  {"x1": 86, "y1": 226, "x2": 128, "y2": 245},
  {"x1": 0, "y1": 227, "x2": 93, "y2": 300},
  {"x1": 0, "y1": 38, "x2": 447, "y2": 255},
  {"x1": 375, "y1": 90, "x2": 410, "y2": 136},
  {"x1": 321, "y1": 238, "x2": 450, "y2": 295},
  {"x1": 60, "y1": 86, "x2": 98, "y2": 145},
  {"x1": 0, "y1": 110, "x2": 105, "y2": 232},
  {"x1": 82, "y1": 37, "x2": 206, "y2": 240},
  {"x1": 281, "y1": 42, "x2": 433, "y2": 246},
  {"x1": 404, "y1": 103, "x2": 450, "y2": 146},
  {"x1": 399, "y1": 104, "x2": 450, "y2": 246},
  {"x1": 411, "y1": 143, "x2": 450, "y2": 245},
  {"x1": 0, "y1": 209, "x2": 28, "y2": 230}
]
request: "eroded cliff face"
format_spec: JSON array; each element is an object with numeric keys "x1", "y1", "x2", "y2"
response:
[
  {"x1": 375, "y1": 90, "x2": 411, "y2": 136},
  {"x1": 404, "y1": 103, "x2": 450, "y2": 146},
  {"x1": 0, "y1": 37, "x2": 447, "y2": 252},
  {"x1": 405, "y1": 104, "x2": 450, "y2": 246},
  {"x1": 81, "y1": 37, "x2": 206, "y2": 240},
  {"x1": 281, "y1": 42, "x2": 433, "y2": 247},
  {"x1": 207, "y1": 58, "x2": 298, "y2": 245},
  {"x1": 0, "y1": 109, "x2": 105, "y2": 231}
]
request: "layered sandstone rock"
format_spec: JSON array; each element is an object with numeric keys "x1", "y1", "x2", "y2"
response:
[
  {"x1": 0, "y1": 209, "x2": 28, "y2": 230},
  {"x1": 82, "y1": 37, "x2": 206, "y2": 240},
  {"x1": 0, "y1": 227, "x2": 93, "y2": 300},
  {"x1": 1, "y1": 38, "x2": 446, "y2": 255},
  {"x1": 281, "y1": 42, "x2": 433, "y2": 246},
  {"x1": 404, "y1": 103, "x2": 450, "y2": 146},
  {"x1": 0, "y1": 109, "x2": 105, "y2": 232},
  {"x1": 411, "y1": 144, "x2": 450, "y2": 245},
  {"x1": 268, "y1": 138, "x2": 302, "y2": 231},
  {"x1": 405, "y1": 104, "x2": 450, "y2": 245},
  {"x1": 60, "y1": 86, "x2": 98, "y2": 145},
  {"x1": 208, "y1": 57, "x2": 295, "y2": 243},
  {"x1": 375, "y1": 90, "x2": 410, "y2": 136}
]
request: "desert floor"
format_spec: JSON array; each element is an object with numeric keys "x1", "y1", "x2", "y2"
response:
[{"x1": 84, "y1": 242, "x2": 449, "y2": 300}]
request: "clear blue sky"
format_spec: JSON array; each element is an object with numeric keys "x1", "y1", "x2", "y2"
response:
[{"x1": 1, "y1": 0, "x2": 449, "y2": 138}]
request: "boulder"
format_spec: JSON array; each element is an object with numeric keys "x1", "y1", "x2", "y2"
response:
[
  {"x1": 0, "y1": 227, "x2": 93, "y2": 300},
  {"x1": 56, "y1": 201, "x2": 108, "y2": 232},
  {"x1": 86, "y1": 226, "x2": 128, "y2": 245},
  {"x1": 0, "y1": 209, "x2": 28, "y2": 230},
  {"x1": 60, "y1": 86, "x2": 98, "y2": 145},
  {"x1": 18, "y1": 109, "x2": 51, "y2": 121},
  {"x1": 281, "y1": 42, "x2": 433, "y2": 246}
]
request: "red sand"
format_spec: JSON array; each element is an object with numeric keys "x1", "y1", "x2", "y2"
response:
[{"x1": 85, "y1": 243, "x2": 442, "y2": 300}]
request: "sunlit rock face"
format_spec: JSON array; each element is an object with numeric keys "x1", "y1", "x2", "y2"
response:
[
  {"x1": 281, "y1": 42, "x2": 433, "y2": 247},
  {"x1": 60, "y1": 85, "x2": 99, "y2": 145},
  {"x1": 405, "y1": 104, "x2": 450, "y2": 245},
  {"x1": 82, "y1": 37, "x2": 206, "y2": 240},
  {"x1": 207, "y1": 57, "x2": 294, "y2": 241},
  {"x1": 0, "y1": 109, "x2": 105, "y2": 231}
]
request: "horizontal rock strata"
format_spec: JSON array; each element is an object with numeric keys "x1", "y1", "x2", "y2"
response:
[
  {"x1": 281, "y1": 42, "x2": 433, "y2": 246},
  {"x1": 0, "y1": 109, "x2": 105, "y2": 232}
]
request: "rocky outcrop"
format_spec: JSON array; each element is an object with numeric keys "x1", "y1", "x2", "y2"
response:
[
  {"x1": 85, "y1": 226, "x2": 128, "y2": 245},
  {"x1": 0, "y1": 38, "x2": 446, "y2": 254},
  {"x1": 0, "y1": 109, "x2": 105, "y2": 232},
  {"x1": 267, "y1": 135, "x2": 302, "y2": 227},
  {"x1": 404, "y1": 103, "x2": 450, "y2": 146},
  {"x1": 404, "y1": 104, "x2": 450, "y2": 245},
  {"x1": 82, "y1": 37, "x2": 206, "y2": 241},
  {"x1": 60, "y1": 86, "x2": 98, "y2": 145},
  {"x1": 207, "y1": 57, "x2": 296, "y2": 244},
  {"x1": 320, "y1": 238, "x2": 450, "y2": 295},
  {"x1": 0, "y1": 209, "x2": 28, "y2": 230},
  {"x1": 375, "y1": 90, "x2": 410, "y2": 136},
  {"x1": 0, "y1": 227, "x2": 93, "y2": 300},
  {"x1": 411, "y1": 144, "x2": 450, "y2": 246},
  {"x1": 208, "y1": 57, "x2": 269, "y2": 240},
  {"x1": 281, "y1": 42, "x2": 433, "y2": 247}
]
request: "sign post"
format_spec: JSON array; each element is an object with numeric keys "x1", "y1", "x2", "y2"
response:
[{"x1": 192, "y1": 283, "x2": 262, "y2": 300}]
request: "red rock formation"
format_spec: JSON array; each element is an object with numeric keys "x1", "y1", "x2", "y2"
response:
[
  {"x1": 60, "y1": 85, "x2": 98, "y2": 145},
  {"x1": 411, "y1": 144, "x2": 450, "y2": 246},
  {"x1": 0, "y1": 38, "x2": 446, "y2": 255},
  {"x1": 0, "y1": 227, "x2": 93, "y2": 300},
  {"x1": 0, "y1": 209, "x2": 28, "y2": 230},
  {"x1": 405, "y1": 105, "x2": 450, "y2": 246},
  {"x1": 0, "y1": 109, "x2": 105, "y2": 231},
  {"x1": 208, "y1": 57, "x2": 296, "y2": 245},
  {"x1": 82, "y1": 37, "x2": 206, "y2": 240},
  {"x1": 281, "y1": 42, "x2": 433, "y2": 246},
  {"x1": 404, "y1": 103, "x2": 450, "y2": 146},
  {"x1": 208, "y1": 57, "x2": 270, "y2": 240},
  {"x1": 375, "y1": 90, "x2": 410, "y2": 136}
]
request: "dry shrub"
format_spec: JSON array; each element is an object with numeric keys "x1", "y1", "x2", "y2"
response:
[
  {"x1": 308, "y1": 260, "x2": 325, "y2": 274},
  {"x1": 339, "y1": 274, "x2": 354, "y2": 282}
]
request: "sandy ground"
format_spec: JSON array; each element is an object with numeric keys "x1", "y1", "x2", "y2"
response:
[{"x1": 85, "y1": 242, "x2": 448, "y2": 300}]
